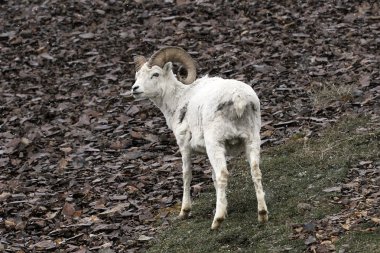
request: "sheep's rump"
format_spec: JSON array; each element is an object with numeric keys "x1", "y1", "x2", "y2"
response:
[{"x1": 184, "y1": 77, "x2": 261, "y2": 155}]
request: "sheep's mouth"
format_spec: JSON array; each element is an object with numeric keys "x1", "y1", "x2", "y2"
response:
[{"x1": 132, "y1": 92, "x2": 143, "y2": 96}]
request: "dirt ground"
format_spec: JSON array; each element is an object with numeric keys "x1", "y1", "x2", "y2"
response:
[{"x1": 0, "y1": 0, "x2": 379, "y2": 252}]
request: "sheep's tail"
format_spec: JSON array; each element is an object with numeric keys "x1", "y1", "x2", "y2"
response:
[{"x1": 232, "y1": 93, "x2": 247, "y2": 118}]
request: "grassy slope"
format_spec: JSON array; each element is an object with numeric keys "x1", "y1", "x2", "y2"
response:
[{"x1": 147, "y1": 116, "x2": 380, "y2": 253}]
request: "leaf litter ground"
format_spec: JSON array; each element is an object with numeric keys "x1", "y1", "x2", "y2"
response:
[{"x1": 0, "y1": 0, "x2": 379, "y2": 252}]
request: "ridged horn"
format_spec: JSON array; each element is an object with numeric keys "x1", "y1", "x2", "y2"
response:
[
  {"x1": 134, "y1": 55, "x2": 147, "y2": 72},
  {"x1": 149, "y1": 47, "x2": 196, "y2": 84}
]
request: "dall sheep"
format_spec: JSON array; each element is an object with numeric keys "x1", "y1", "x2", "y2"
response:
[{"x1": 132, "y1": 47, "x2": 268, "y2": 229}]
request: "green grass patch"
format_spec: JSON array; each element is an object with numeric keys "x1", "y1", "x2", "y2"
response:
[
  {"x1": 335, "y1": 228, "x2": 380, "y2": 253},
  {"x1": 311, "y1": 82, "x2": 354, "y2": 109},
  {"x1": 147, "y1": 116, "x2": 380, "y2": 253}
]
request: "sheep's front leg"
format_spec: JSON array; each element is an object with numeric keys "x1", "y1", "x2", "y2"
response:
[{"x1": 179, "y1": 150, "x2": 192, "y2": 219}]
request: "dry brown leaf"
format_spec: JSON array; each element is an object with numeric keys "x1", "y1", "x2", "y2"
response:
[
  {"x1": 57, "y1": 158, "x2": 68, "y2": 171},
  {"x1": 0, "y1": 192, "x2": 11, "y2": 201},
  {"x1": 5, "y1": 219, "x2": 16, "y2": 229},
  {"x1": 62, "y1": 202, "x2": 76, "y2": 217},
  {"x1": 32, "y1": 240, "x2": 56, "y2": 250},
  {"x1": 60, "y1": 147, "x2": 73, "y2": 153},
  {"x1": 322, "y1": 186, "x2": 342, "y2": 193},
  {"x1": 370, "y1": 217, "x2": 380, "y2": 224},
  {"x1": 341, "y1": 223, "x2": 350, "y2": 231}
]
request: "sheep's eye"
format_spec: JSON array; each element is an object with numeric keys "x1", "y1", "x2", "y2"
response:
[{"x1": 151, "y1": 73, "x2": 159, "y2": 78}]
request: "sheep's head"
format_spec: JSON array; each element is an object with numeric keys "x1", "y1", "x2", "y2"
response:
[{"x1": 132, "y1": 47, "x2": 196, "y2": 99}]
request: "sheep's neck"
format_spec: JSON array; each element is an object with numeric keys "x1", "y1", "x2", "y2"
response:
[{"x1": 151, "y1": 83, "x2": 186, "y2": 130}]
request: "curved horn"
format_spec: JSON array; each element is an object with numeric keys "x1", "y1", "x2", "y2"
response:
[
  {"x1": 149, "y1": 47, "x2": 196, "y2": 84},
  {"x1": 134, "y1": 55, "x2": 147, "y2": 72}
]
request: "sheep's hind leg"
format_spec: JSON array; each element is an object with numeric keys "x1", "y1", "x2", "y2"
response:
[
  {"x1": 179, "y1": 150, "x2": 192, "y2": 219},
  {"x1": 205, "y1": 139, "x2": 229, "y2": 230},
  {"x1": 246, "y1": 142, "x2": 268, "y2": 223}
]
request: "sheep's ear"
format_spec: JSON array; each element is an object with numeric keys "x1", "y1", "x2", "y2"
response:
[{"x1": 163, "y1": 62, "x2": 173, "y2": 73}]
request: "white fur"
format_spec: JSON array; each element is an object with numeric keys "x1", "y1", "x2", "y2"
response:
[{"x1": 132, "y1": 62, "x2": 268, "y2": 229}]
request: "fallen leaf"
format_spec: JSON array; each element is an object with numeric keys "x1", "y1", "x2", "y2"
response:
[
  {"x1": 39, "y1": 52, "x2": 55, "y2": 60},
  {"x1": 359, "y1": 75, "x2": 370, "y2": 87},
  {"x1": 79, "y1": 32, "x2": 95, "y2": 39},
  {"x1": 0, "y1": 192, "x2": 11, "y2": 201},
  {"x1": 32, "y1": 240, "x2": 56, "y2": 250},
  {"x1": 5, "y1": 219, "x2": 16, "y2": 229},
  {"x1": 322, "y1": 186, "x2": 342, "y2": 193},
  {"x1": 99, "y1": 203, "x2": 129, "y2": 216},
  {"x1": 137, "y1": 235, "x2": 153, "y2": 241},
  {"x1": 57, "y1": 158, "x2": 68, "y2": 171},
  {"x1": 62, "y1": 202, "x2": 76, "y2": 218},
  {"x1": 60, "y1": 147, "x2": 72, "y2": 153},
  {"x1": 370, "y1": 217, "x2": 380, "y2": 224},
  {"x1": 305, "y1": 235, "x2": 317, "y2": 245},
  {"x1": 341, "y1": 223, "x2": 350, "y2": 230}
]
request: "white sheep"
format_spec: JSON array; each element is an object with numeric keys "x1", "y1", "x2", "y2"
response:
[{"x1": 132, "y1": 47, "x2": 268, "y2": 229}]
